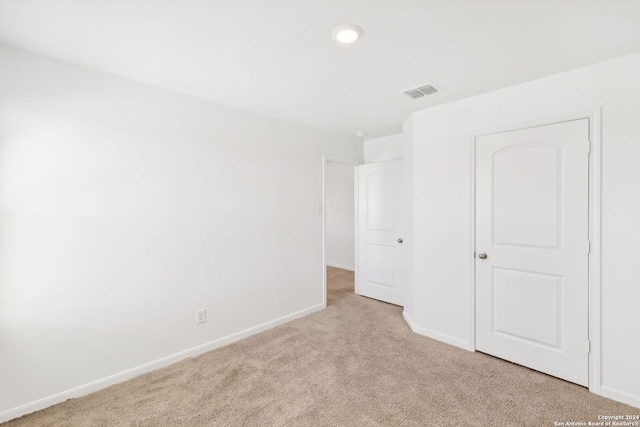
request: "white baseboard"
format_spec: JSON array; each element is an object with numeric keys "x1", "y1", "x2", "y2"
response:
[
  {"x1": 401, "y1": 314, "x2": 640, "y2": 410},
  {"x1": 600, "y1": 385, "x2": 640, "y2": 409},
  {"x1": 325, "y1": 263, "x2": 354, "y2": 271},
  {"x1": 0, "y1": 303, "x2": 326, "y2": 424},
  {"x1": 402, "y1": 310, "x2": 471, "y2": 351}
]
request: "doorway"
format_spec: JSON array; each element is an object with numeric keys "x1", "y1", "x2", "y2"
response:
[{"x1": 322, "y1": 155, "x2": 359, "y2": 307}]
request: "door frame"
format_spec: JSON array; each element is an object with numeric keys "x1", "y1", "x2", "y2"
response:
[
  {"x1": 322, "y1": 155, "x2": 360, "y2": 308},
  {"x1": 469, "y1": 109, "x2": 602, "y2": 394}
]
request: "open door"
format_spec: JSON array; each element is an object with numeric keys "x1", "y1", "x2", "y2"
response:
[{"x1": 357, "y1": 160, "x2": 403, "y2": 306}]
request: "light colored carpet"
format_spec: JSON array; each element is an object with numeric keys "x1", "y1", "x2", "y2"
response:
[{"x1": 4, "y1": 267, "x2": 636, "y2": 426}]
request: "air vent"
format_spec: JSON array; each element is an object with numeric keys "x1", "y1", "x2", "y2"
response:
[{"x1": 403, "y1": 82, "x2": 442, "y2": 99}]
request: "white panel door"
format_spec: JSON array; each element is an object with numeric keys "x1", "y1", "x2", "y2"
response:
[
  {"x1": 475, "y1": 119, "x2": 590, "y2": 386},
  {"x1": 357, "y1": 160, "x2": 403, "y2": 306}
]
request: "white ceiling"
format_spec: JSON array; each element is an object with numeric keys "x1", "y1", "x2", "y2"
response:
[{"x1": 1, "y1": 0, "x2": 640, "y2": 140}]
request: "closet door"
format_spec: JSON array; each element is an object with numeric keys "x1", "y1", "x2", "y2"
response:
[{"x1": 475, "y1": 119, "x2": 590, "y2": 386}]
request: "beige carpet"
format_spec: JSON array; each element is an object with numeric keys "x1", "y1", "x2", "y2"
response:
[{"x1": 4, "y1": 267, "x2": 636, "y2": 426}]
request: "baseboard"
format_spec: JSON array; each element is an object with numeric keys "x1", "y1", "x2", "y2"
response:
[
  {"x1": 325, "y1": 263, "x2": 354, "y2": 271},
  {"x1": 401, "y1": 313, "x2": 640, "y2": 410},
  {"x1": 600, "y1": 385, "x2": 640, "y2": 409},
  {"x1": 402, "y1": 310, "x2": 471, "y2": 351},
  {"x1": 0, "y1": 303, "x2": 325, "y2": 424}
]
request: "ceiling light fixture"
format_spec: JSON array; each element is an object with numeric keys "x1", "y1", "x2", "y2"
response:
[
  {"x1": 332, "y1": 25, "x2": 363, "y2": 44},
  {"x1": 355, "y1": 131, "x2": 367, "y2": 137}
]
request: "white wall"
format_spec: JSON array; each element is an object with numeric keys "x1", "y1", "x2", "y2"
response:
[
  {"x1": 364, "y1": 134, "x2": 403, "y2": 163},
  {"x1": 0, "y1": 45, "x2": 362, "y2": 421},
  {"x1": 324, "y1": 162, "x2": 355, "y2": 271},
  {"x1": 404, "y1": 52, "x2": 640, "y2": 408}
]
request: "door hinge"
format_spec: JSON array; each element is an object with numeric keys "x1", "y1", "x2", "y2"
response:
[
  {"x1": 587, "y1": 240, "x2": 591, "y2": 254},
  {"x1": 587, "y1": 340, "x2": 591, "y2": 354},
  {"x1": 587, "y1": 139, "x2": 592, "y2": 154}
]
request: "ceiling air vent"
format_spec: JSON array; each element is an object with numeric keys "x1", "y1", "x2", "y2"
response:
[{"x1": 403, "y1": 82, "x2": 442, "y2": 99}]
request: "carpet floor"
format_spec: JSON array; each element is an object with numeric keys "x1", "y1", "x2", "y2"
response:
[{"x1": 3, "y1": 267, "x2": 636, "y2": 426}]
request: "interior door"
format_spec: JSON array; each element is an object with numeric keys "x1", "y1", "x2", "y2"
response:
[
  {"x1": 357, "y1": 160, "x2": 403, "y2": 306},
  {"x1": 475, "y1": 119, "x2": 590, "y2": 386}
]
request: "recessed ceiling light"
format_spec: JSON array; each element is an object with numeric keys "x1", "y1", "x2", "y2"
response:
[
  {"x1": 332, "y1": 25, "x2": 363, "y2": 44},
  {"x1": 355, "y1": 131, "x2": 367, "y2": 137}
]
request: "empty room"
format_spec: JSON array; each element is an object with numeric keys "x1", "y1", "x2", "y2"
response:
[{"x1": 1, "y1": 0, "x2": 639, "y2": 425}]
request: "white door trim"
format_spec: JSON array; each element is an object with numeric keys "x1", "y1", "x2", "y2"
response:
[
  {"x1": 469, "y1": 108, "x2": 602, "y2": 394},
  {"x1": 322, "y1": 155, "x2": 360, "y2": 308}
]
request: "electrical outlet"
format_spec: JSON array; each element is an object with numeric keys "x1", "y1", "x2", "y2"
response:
[{"x1": 196, "y1": 309, "x2": 206, "y2": 325}]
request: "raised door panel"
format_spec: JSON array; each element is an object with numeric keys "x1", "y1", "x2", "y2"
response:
[
  {"x1": 492, "y1": 144, "x2": 560, "y2": 249},
  {"x1": 366, "y1": 171, "x2": 395, "y2": 232}
]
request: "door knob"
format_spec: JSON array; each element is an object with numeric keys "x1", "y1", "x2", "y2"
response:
[
  {"x1": 397, "y1": 238, "x2": 403, "y2": 244},
  {"x1": 477, "y1": 252, "x2": 487, "y2": 259}
]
